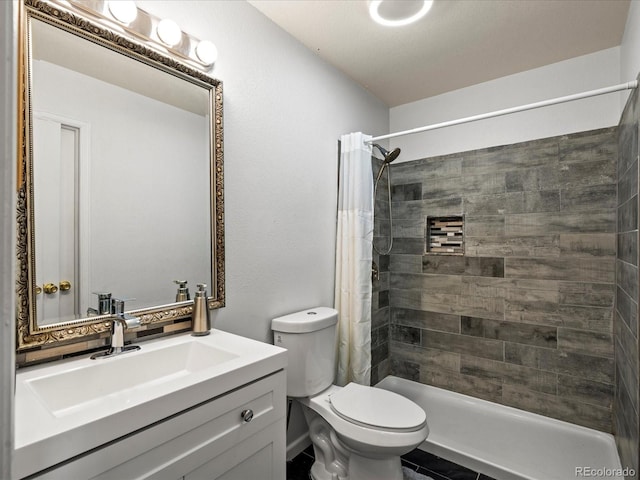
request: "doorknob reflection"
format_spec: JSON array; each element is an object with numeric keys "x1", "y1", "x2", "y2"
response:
[
  {"x1": 35, "y1": 285, "x2": 42, "y2": 295},
  {"x1": 59, "y1": 280, "x2": 72, "y2": 291},
  {"x1": 43, "y1": 283, "x2": 58, "y2": 294}
]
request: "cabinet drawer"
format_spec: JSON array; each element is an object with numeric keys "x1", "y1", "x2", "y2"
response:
[{"x1": 35, "y1": 370, "x2": 286, "y2": 479}]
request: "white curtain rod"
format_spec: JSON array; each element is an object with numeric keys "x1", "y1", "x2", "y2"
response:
[{"x1": 367, "y1": 80, "x2": 638, "y2": 144}]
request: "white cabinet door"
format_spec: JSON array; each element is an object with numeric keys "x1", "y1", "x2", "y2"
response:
[
  {"x1": 185, "y1": 418, "x2": 285, "y2": 480},
  {"x1": 32, "y1": 371, "x2": 286, "y2": 480}
]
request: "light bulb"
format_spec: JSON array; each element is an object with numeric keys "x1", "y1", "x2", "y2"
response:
[
  {"x1": 157, "y1": 18, "x2": 182, "y2": 47},
  {"x1": 196, "y1": 40, "x2": 218, "y2": 65},
  {"x1": 107, "y1": 1, "x2": 137, "y2": 25}
]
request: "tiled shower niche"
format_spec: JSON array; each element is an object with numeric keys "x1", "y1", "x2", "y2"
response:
[
  {"x1": 426, "y1": 216, "x2": 464, "y2": 255},
  {"x1": 375, "y1": 127, "x2": 619, "y2": 434}
]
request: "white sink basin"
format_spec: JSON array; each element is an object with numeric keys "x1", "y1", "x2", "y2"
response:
[
  {"x1": 15, "y1": 329, "x2": 287, "y2": 479},
  {"x1": 27, "y1": 341, "x2": 239, "y2": 416}
]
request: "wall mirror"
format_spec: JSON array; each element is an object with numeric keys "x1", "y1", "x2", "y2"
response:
[{"x1": 17, "y1": 0, "x2": 224, "y2": 352}]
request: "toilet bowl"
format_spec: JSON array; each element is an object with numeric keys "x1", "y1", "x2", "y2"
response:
[{"x1": 271, "y1": 307, "x2": 429, "y2": 480}]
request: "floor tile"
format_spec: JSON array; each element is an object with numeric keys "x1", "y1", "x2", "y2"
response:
[{"x1": 288, "y1": 446, "x2": 491, "y2": 480}]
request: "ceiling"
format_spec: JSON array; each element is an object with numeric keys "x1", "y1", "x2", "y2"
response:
[{"x1": 248, "y1": 0, "x2": 631, "y2": 107}]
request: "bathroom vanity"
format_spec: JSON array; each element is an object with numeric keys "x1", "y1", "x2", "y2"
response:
[{"x1": 14, "y1": 331, "x2": 287, "y2": 479}]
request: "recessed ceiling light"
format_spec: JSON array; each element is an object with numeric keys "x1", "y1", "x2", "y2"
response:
[{"x1": 369, "y1": 0, "x2": 433, "y2": 27}]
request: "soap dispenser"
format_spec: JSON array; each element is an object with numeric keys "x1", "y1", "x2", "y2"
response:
[
  {"x1": 174, "y1": 280, "x2": 190, "y2": 302},
  {"x1": 191, "y1": 283, "x2": 211, "y2": 336}
]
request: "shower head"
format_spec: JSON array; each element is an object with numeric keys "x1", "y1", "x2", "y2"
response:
[{"x1": 372, "y1": 143, "x2": 401, "y2": 164}]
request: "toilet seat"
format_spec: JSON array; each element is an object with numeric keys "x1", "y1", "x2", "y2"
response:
[{"x1": 329, "y1": 383, "x2": 426, "y2": 431}]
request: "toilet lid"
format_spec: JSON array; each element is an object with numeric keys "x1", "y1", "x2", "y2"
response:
[{"x1": 329, "y1": 383, "x2": 426, "y2": 430}]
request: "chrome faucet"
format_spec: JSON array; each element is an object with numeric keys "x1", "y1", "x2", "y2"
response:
[
  {"x1": 90, "y1": 298, "x2": 141, "y2": 360},
  {"x1": 87, "y1": 292, "x2": 113, "y2": 316}
]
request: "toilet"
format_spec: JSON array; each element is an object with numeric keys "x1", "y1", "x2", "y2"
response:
[{"x1": 272, "y1": 307, "x2": 429, "y2": 480}]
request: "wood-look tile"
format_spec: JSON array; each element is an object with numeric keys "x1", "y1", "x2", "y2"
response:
[
  {"x1": 391, "y1": 324, "x2": 421, "y2": 345},
  {"x1": 558, "y1": 128, "x2": 617, "y2": 165},
  {"x1": 391, "y1": 272, "x2": 462, "y2": 294},
  {"x1": 615, "y1": 336, "x2": 639, "y2": 416},
  {"x1": 618, "y1": 158, "x2": 638, "y2": 205},
  {"x1": 422, "y1": 256, "x2": 504, "y2": 277},
  {"x1": 505, "y1": 294, "x2": 612, "y2": 331},
  {"x1": 502, "y1": 384, "x2": 612, "y2": 432},
  {"x1": 557, "y1": 328, "x2": 613, "y2": 358},
  {"x1": 618, "y1": 195, "x2": 638, "y2": 233},
  {"x1": 464, "y1": 141, "x2": 557, "y2": 174},
  {"x1": 557, "y1": 374, "x2": 613, "y2": 408},
  {"x1": 465, "y1": 215, "x2": 505, "y2": 236},
  {"x1": 558, "y1": 282, "x2": 614, "y2": 307},
  {"x1": 391, "y1": 182, "x2": 423, "y2": 201},
  {"x1": 505, "y1": 257, "x2": 614, "y2": 283},
  {"x1": 391, "y1": 307, "x2": 461, "y2": 333},
  {"x1": 465, "y1": 234, "x2": 559, "y2": 257},
  {"x1": 422, "y1": 330, "x2": 504, "y2": 361},
  {"x1": 390, "y1": 341, "x2": 461, "y2": 373},
  {"x1": 504, "y1": 342, "x2": 614, "y2": 384},
  {"x1": 617, "y1": 259, "x2": 639, "y2": 300},
  {"x1": 389, "y1": 254, "x2": 423, "y2": 273},
  {"x1": 617, "y1": 231, "x2": 638, "y2": 266},
  {"x1": 505, "y1": 164, "x2": 560, "y2": 192},
  {"x1": 462, "y1": 316, "x2": 557, "y2": 348},
  {"x1": 616, "y1": 285, "x2": 638, "y2": 336},
  {"x1": 420, "y1": 367, "x2": 503, "y2": 403},
  {"x1": 505, "y1": 211, "x2": 615, "y2": 235},
  {"x1": 557, "y1": 158, "x2": 617, "y2": 189},
  {"x1": 559, "y1": 233, "x2": 616, "y2": 258},
  {"x1": 460, "y1": 355, "x2": 557, "y2": 394}
]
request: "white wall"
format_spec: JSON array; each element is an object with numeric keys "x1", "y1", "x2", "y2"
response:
[
  {"x1": 0, "y1": 1, "x2": 16, "y2": 477},
  {"x1": 138, "y1": 0, "x2": 389, "y2": 343},
  {"x1": 621, "y1": 0, "x2": 640, "y2": 105},
  {"x1": 390, "y1": 47, "x2": 623, "y2": 161}
]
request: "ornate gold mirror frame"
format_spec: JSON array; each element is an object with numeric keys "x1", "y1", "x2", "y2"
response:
[{"x1": 17, "y1": 0, "x2": 224, "y2": 356}]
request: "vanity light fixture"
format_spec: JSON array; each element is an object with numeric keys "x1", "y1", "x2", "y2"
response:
[
  {"x1": 195, "y1": 40, "x2": 218, "y2": 65},
  {"x1": 369, "y1": 0, "x2": 433, "y2": 27},
  {"x1": 47, "y1": 0, "x2": 218, "y2": 70},
  {"x1": 156, "y1": 18, "x2": 182, "y2": 47},
  {"x1": 107, "y1": 0, "x2": 137, "y2": 25}
]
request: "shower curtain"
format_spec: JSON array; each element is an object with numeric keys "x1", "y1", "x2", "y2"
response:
[{"x1": 334, "y1": 132, "x2": 373, "y2": 386}]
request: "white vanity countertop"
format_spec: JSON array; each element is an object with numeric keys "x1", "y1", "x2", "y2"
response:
[{"x1": 14, "y1": 330, "x2": 287, "y2": 479}]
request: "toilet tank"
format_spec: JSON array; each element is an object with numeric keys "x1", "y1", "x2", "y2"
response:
[{"x1": 271, "y1": 307, "x2": 338, "y2": 397}]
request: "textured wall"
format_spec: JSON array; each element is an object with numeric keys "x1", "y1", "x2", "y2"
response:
[
  {"x1": 390, "y1": 48, "x2": 622, "y2": 162},
  {"x1": 387, "y1": 128, "x2": 618, "y2": 432},
  {"x1": 615, "y1": 78, "x2": 639, "y2": 477},
  {"x1": 0, "y1": 1, "x2": 16, "y2": 475}
]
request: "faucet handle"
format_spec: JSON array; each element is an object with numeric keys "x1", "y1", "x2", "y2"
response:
[
  {"x1": 90, "y1": 291, "x2": 112, "y2": 315},
  {"x1": 111, "y1": 297, "x2": 136, "y2": 315},
  {"x1": 110, "y1": 297, "x2": 140, "y2": 329}
]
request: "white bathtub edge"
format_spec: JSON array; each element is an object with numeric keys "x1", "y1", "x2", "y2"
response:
[{"x1": 376, "y1": 375, "x2": 623, "y2": 480}]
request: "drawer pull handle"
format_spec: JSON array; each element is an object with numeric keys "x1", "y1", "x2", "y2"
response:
[{"x1": 241, "y1": 409, "x2": 254, "y2": 423}]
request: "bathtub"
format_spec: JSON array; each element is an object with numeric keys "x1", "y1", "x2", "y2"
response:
[{"x1": 376, "y1": 376, "x2": 626, "y2": 480}]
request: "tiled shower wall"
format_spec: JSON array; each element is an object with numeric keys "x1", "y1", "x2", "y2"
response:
[
  {"x1": 616, "y1": 81, "x2": 639, "y2": 476},
  {"x1": 371, "y1": 156, "x2": 391, "y2": 385},
  {"x1": 385, "y1": 128, "x2": 618, "y2": 432}
]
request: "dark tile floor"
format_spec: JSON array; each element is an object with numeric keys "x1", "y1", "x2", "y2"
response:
[{"x1": 287, "y1": 445, "x2": 497, "y2": 480}]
